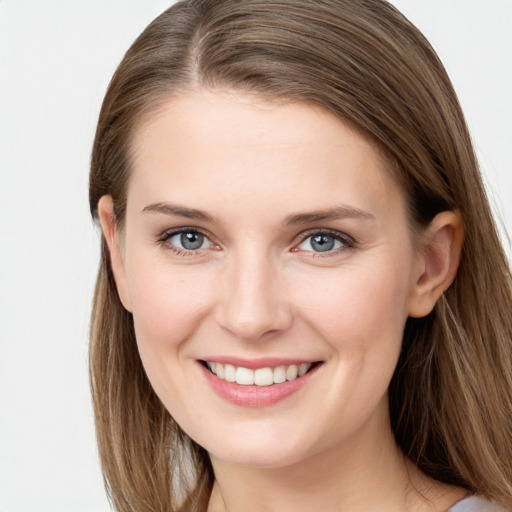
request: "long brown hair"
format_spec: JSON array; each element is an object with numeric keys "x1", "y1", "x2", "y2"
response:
[{"x1": 89, "y1": 1, "x2": 512, "y2": 510}]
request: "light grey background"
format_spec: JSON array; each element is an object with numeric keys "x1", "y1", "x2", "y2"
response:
[{"x1": 0, "y1": 1, "x2": 510, "y2": 511}]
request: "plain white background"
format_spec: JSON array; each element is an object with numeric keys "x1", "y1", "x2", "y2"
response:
[{"x1": 0, "y1": 1, "x2": 510, "y2": 511}]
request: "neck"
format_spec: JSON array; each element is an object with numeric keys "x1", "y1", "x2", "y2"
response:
[{"x1": 207, "y1": 404, "x2": 464, "y2": 512}]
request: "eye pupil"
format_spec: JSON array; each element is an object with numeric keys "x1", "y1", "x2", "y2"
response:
[
  {"x1": 181, "y1": 232, "x2": 204, "y2": 250},
  {"x1": 311, "y1": 235, "x2": 335, "y2": 252}
]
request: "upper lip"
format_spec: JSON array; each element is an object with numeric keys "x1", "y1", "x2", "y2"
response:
[{"x1": 199, "y1": 356, "x2": 322, "y2": 370}]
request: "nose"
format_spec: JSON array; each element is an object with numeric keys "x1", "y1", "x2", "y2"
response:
[{"x1": 215, "y1": 250, "x2": 293, "y2": 341}]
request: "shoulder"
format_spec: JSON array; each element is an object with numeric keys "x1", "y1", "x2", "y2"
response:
[{"x1": 446, "y1": 496, "x2": 508, "y2": 512}]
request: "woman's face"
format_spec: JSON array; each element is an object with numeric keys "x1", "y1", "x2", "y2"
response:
[{"x1": 106, "y1": 90, "x2": 426, "y2": 468}]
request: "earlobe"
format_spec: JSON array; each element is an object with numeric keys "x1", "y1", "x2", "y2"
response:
[
  {"x1": 407, "y1": 211, "x2": 464, "y2": 318},
  {"x1": 97, "y1": 195, "x2": 133, "y2": 312}
]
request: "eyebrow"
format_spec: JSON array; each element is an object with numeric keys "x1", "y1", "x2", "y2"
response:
[
  {"x1": 282, "y1": 206, "x2": 375, "y2": 225},
  {"x1": 141, "y1": 202, "x2": 218, "y2": 223},
  {"x1": 141, "y1": 202, "x2": 374, "y2": 226}
]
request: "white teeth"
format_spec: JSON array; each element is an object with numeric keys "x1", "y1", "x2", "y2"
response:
[
  {"x1": 224, "y1": 364, "x2": 236, "y2": 383},
  {"x1": 286, "y1": 365, "x2": 298, "y2": 381},
  {"x1": 236, "y1": 366, "x2": 254, "y2": 385},
  {"x1": 206, "y1": 361, "x2": 314, "y2": 386},
  {"x1": 216, "y1": 363, "x2": 225, "y2": 379},
  {"x1": 273, "y1": 366, "x2": 287, "y2": 384},
  {"x1": 254, "y1": 367, "x2": 274, "y2": 386},
  {"x1": 298, "y1": 363, "x2": 310, "y2": 377}
]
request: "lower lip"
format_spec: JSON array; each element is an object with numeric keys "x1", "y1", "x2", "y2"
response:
[{"x1": 198, "y1": 362, "x2": 321, "y2": 408}]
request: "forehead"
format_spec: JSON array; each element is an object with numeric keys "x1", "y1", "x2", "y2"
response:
[
  {"x1": 132, "y1": 90, "x2": 377, "y2": 162},
  {"x1": 127, "y1": 90, "x2": 404, "y2": 221}
]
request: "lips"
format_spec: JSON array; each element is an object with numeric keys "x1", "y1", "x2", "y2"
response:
[{"x1": 199, "y1": 358, "x2": 322, "y2": 407}]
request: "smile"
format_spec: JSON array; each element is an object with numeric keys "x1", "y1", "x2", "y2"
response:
[
  {"x1": 205, "y1": 361, "x2": 314, "y2": 386},
  {"x1": 199, "y1": 358, "x2": 323, "y2": 407}
]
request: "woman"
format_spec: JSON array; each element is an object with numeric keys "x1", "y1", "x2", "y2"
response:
[{"x1": 89, "y1": 1, "x2": 512, "y2": 510}]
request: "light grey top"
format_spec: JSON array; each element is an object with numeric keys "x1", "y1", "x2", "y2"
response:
[{"x1": 446, "y1": 496, "x2": 506, "y2": 512}]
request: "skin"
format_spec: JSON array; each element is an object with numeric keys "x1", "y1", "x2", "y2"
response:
[{"x1": 99, "y1": 89, "x2": 464, "y2": 511}]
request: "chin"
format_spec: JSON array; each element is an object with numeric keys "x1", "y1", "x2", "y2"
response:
[
  {"x1": 212, "y1": 448, "x2": 304, "y2": 469},
  {"x1": 203, "y1": 428, "x2": 316, "y2": 469}
]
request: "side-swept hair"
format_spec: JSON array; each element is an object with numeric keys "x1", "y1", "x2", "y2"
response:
[{"x1": 89, "y1": 1, "x2": 512, "y2": 510}]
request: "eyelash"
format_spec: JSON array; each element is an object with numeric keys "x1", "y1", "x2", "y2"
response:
[
  {"x1": 156, "y1": 227, "x2": 356, "y2": 257},
  {"x1": 295, "y1": 229, "x2": 355, "y2": 257},
  {"x1": 157, "y1": 227, "x2": 215, "y2": 256}
]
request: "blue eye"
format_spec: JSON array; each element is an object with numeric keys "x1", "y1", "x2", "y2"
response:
[
  {"x1": 297, "y1": 231, "x2": 352, "y2": 253},
  {"x1": 165, "y1": 230, "x2": 213, "y2": 251}
]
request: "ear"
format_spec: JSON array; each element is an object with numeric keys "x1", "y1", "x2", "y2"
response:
[
  {"x1": 407, "y1": 211, "x2": 464, "y2": 318},
  {"x1": 97, "y1": 195, "x2": 133, "y2": 312}
]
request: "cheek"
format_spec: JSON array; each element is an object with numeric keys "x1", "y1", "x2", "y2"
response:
[
  {"x1": 295, "y1": 255, "x2": 413, "y2": 411},
  {"x1": 300, "y1": 263, "x2": 411, "y2": 351},
  {"x1": 127, "y1": 259, "x2": 214, "y2": 361},
  {"x1": 125, "y1": 260, "x2": 218, "y2": 421}
]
